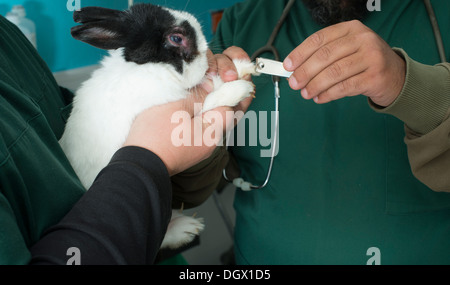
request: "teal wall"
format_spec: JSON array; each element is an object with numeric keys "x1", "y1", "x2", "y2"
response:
[{"x1": 0, "y1": 0, "x2": 242, "y2": 72}]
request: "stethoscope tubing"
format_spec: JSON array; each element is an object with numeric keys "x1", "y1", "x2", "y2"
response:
[{"x1": 223, "y1": 0, "x2": 446, "y2": 191}]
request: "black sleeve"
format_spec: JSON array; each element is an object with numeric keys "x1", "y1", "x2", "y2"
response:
[{"x1": 29, "y1": 146, "x2": 172, "y2": 265}]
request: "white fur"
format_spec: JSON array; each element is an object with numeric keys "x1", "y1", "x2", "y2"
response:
[
  {"x1": 60, "y1": 7, "x2": 255, "y2": 250},
  {"x1": 202, "y1": 60, "x2": 256, "y2": 112},
  {"x1": 160, "y1": 211, "x2": 205, "y2": 249}
]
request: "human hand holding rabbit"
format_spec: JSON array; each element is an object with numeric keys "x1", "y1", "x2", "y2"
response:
[{"x1": 124, "y1": 48, "x2": 255, "y2": 176}]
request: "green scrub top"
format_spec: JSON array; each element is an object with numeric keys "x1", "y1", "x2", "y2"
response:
[
  {"x1": 0, "y1": 16, "x2": 84, "y2": 264},
  {"x1": 212, "y1": 0, "x2": 450, "y2": 264}
]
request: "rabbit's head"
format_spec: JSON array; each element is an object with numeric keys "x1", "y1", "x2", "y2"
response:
[{"x1": 71, "y1": 4, "x2": 209, "y2": 89}]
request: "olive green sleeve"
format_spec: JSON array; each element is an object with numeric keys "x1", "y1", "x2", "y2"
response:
[
  {"x1": 370, "y1": 48, "x2": 450, "y2": 192},
  {"x1": 403, "y1": 110, "x2": 450, "y2": 192},
  {"x1": 170, "y1": 146, "x2": 230, "y2": 209}
]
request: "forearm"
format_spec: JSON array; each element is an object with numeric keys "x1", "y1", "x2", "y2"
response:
[{"x1": 30, "y1": 146, "x2": 172, "y2": 265}]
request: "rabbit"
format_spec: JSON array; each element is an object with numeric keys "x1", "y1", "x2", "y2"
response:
[{"x1": 59, "y1": 3, "x2": 256, "y2": 250}]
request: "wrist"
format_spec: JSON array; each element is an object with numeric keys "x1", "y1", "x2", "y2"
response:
[
  {"x1": 113, "y1": 146, "x2": 171, "y2": 178},
  {"x1": 370, "y1": 49, "x2": 406, "y2": 107},
  {"x1": 370, "y1": 48, "x2": 450, "y2": 134},
  {"x1": 121, "y1": 142, "x2": 177, "y2": 176}
]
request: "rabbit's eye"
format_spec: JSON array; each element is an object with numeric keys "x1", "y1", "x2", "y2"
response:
[{"x1": 168, "y1": 34, "x2": 185, "y2": 46}]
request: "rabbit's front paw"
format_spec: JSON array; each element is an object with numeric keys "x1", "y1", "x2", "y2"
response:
[
  {"x1": 160, "y1": 213, "x2": 205, "y2": 249},
  {"x1": 202, "y1": 80, "x2": 255, "y2": 112}
]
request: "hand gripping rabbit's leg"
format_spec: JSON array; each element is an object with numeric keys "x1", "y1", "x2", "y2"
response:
[
  {"x1": 160, "y1": 209, "x2": 205, "y2": 249},
  {"x1": 202, "y1": 60, "x2": 257, "y2": 112}
]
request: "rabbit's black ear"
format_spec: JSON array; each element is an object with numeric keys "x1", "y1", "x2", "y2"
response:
[
  {"x1": 71, "y1": 7, "x2": 129, "y2": 50},
  {"x1": 73, "y1": 7, "x2": 123, "y2": 24}
]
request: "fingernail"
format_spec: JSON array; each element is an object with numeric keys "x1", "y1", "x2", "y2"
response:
[
  {"x1": 284, "y1": 58, "x2": 293, "y2": 70},
  {"x1": 313, "y1": 96, "x2": 319, "y2": 103},
  {"x1": 225, "y1": 70, "x2": 238, "y2": 80},
  {"x1": 201, "y1": 79, "x2": 214, "y2": 93},
  {"x1": 207, "y1": 70, "x2": 218, "y2": 77},
  {"x1": 301, "y1": 88, "x2": 309, "y2": 99},
  {"x1": 289, "y1": 76, "x2": 299, "y2": 89}
]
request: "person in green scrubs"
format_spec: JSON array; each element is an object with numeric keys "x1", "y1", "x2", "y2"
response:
[{"x1": 211, "y1": 0, "x2": 450, "y2": 264}]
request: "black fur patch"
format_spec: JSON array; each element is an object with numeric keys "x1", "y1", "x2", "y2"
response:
[{"x1": 71, "y1": 3, "x2": 200, "y2": 74}]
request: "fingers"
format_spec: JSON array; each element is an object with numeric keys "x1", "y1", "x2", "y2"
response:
[
  {"x1": 284, "y1": 21, "x2": 355, "y2": 71},
  {"x1": 201, "y1": 47, "x2": 254, "y2": 123},
  {"x1": 206, "y1": 49, "x2": 218, "y2": 75},
  {"x1": 216, "y1": 46, "x2": 251, "y2": 82},
  {"x1": 282, "y1": 20, "x2": 403, "y2": 105},
  {"x1": 223, "y1": 46, "x2": 251, "y2": 61},
  {"x1": 300, "y1": 53, "x2": 368, "y2": 101},
  {"x1": 215, "y1": 54, "x2": 239, "y2": 81},
  {"x1": 313, "y1": 73, "x2": 367, "y2": 104},
  {"x1": 221, "y1": 46, "x2": 254, "y2": 111},
  {"x1": 188, "y1": 46, "x2": 253, "y2": 117},
  {"x1": 288, "y1": 35, "x2": 359, "y2": 91}
]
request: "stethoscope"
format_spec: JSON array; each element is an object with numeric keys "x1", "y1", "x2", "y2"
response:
[
  {"x1": 223, "y1": 0, "x2": 447, "y2": 191},
  {"x1": 222, "y1": 0, "x2": 297, "y2": 191}
]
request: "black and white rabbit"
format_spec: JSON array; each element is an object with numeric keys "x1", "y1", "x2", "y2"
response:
[{"x1": 59, "y1": 3, "x2": 255, "y2": 249}]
